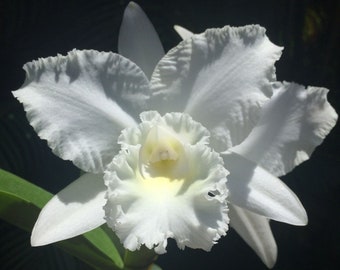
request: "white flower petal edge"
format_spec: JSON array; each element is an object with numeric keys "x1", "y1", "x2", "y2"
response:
[
  {"x1": 149, "y1": 25, "x2": 282, "y2": 151},
  {"x1": 223, "y1": 151, "x2": 307, "y2": 225},
  {"x1": 118, "y1": 111, "x2": 210, "y2": 148},
  {"x1": 173, "y1": 25, "x2": 194, "y2": 40},
  {"x1": 118, "y1": 1, "x2": 165, "y2": 79},
  {"x1": 13, "y1": 50, "x2": 150, "y2": 173},
  {"x1": 231, "y1": 82, "x2": 338, "y2": 176},
  {"x1": 31, "y1": 173, "x2": 106, "y2": 246},
  {"x1": 104, "y1": 112, "x2": 229, "y2": 253},
  {"x1": 229, "y1": 205, "x2": 277, "y2": 268}
]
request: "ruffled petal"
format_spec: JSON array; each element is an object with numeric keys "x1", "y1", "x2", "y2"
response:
[
  {"x1": 149, "y1": 25, "x2": 282, "y2": 151},
  {"x1": 223, "y1": 151, "x2": 307, "y2": 225},
  {"x1": 118, "y1": 2, "x2": 165, "y2": 79},
  {"x1": 231, "y1": 82, "x2": 338, "y2": 176},
  {"x1": 13, "y1": 50, "x2": 150, "y2": 173},
  {"x1": 31, "y1": 173, "x2": 106, "y2": 246},
  {"x1": 104, "y1": 112, "x2": 229, "y2": 253},
  {"x1": 118, "y1": 111, "x2": 210, "y2": 148},
  {"x1": 174, "y1": 25, "x2": 194, "y2": 40},
  {"x1": 105, "y1": 145, "x2": 228, "y2": 254},
  {"x1": 229, "y1": 204, "x2": 277, "y2": 268}
]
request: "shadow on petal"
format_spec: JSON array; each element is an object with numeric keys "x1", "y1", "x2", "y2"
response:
[
  {"x1": 223, "y1": 151, "x2": 307, "y2": 225},
  {"x1": 31, "y1": 173, "x2": 106, "y2": 246}
]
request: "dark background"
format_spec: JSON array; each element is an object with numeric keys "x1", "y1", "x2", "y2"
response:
[{"x1": 0, "y1": 0, "x2": 339, "y2": 269}]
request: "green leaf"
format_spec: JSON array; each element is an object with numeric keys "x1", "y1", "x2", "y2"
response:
[
  {"x1": 0, "y1": 169, "x2": 124, "y2": 270},
  {"x1": 123, "y1": 246, "x2": 159, "y2": 270}
]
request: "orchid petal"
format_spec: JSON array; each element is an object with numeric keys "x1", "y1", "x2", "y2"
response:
[
  {"x1": 229, "y1": 204, "x2": 277, "y2": 268},
  {"x1": 13, "y1": 50, "x2": 150, "y2": 173},
  {"x1": 119, "y1": 1, "x2": 165, "y2": 79},
  {"x1": 104, "y1": 112, "x2": 229, "y2": 253},
  {"x1": 223, "y1": 151, "x2": 307, "y2": 225},
  {"x1": 149, "y1": 25, "x2": 282, "y2": 151},
  {"x1": 31, "y1": 173, "x2": 106, "y2": 246},
  {"x1": 105, "y1": 145, "x2": 228, "y2": 254},
  {"x1": 118, "y1": 111, "x2": 210, "y2": 148},
  {"x1": 174, "y1": 25, "x2": 194, "y2": 40},
  {"x1": 231, "y1": 82, "x2": 338, "y2": 176}
]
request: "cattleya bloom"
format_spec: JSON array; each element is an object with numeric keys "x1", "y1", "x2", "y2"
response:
[{"x1": 13, "y1": 2, "x2": 337, "y2": 268}]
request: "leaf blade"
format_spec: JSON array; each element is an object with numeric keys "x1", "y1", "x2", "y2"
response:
[{"x1": 0, "y1": 169, "x2": 124, "y2": 270}]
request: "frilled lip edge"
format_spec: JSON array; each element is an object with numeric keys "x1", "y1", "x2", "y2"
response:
[{"x1": 103, "y1": 111, "x2": 230, "y2": 254}]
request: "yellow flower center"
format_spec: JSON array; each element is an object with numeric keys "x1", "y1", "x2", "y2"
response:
[
  {"x1": 140, "y1": 176, "x2": 184, "y2": 199},
  {"x1": 138, "y1": 125, "x2": 187, "y2": 196},
  {"x1": 140, "y1": 126, "x2": 185, "y2": 171}
]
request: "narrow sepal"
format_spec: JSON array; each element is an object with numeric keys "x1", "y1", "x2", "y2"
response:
[
  {"x1": 31, "y1": 173, "x2": 106, "y2": 246},
  {"x1": 223, "y1": 151, "x2": 307, "y2": 225}
]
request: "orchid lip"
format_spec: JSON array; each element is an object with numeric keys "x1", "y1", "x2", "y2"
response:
[{"x1": 104, "y1": 111, "x2": 229, "y2": 253}]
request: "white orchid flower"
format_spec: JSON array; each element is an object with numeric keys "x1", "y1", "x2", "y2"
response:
[{"x1": 12, "y1": 2, "x2": 337, "y2": 268}]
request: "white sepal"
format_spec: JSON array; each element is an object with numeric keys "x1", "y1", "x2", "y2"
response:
[
  {"x1": 174, "y1": 25, "x2": 194, "y2": 40},
  {"x1": 119, "y1": 1, "x2": 165, "y2": 79},
  {"x1": 31, "y1": 173, "x2": 106, "y2": 246},
  {"x1": 229, "y1": 204, "x2": 277, "y2": 268},
  {"x1": 223, "y1": 151, "x2": 307, "y2": 225}
]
